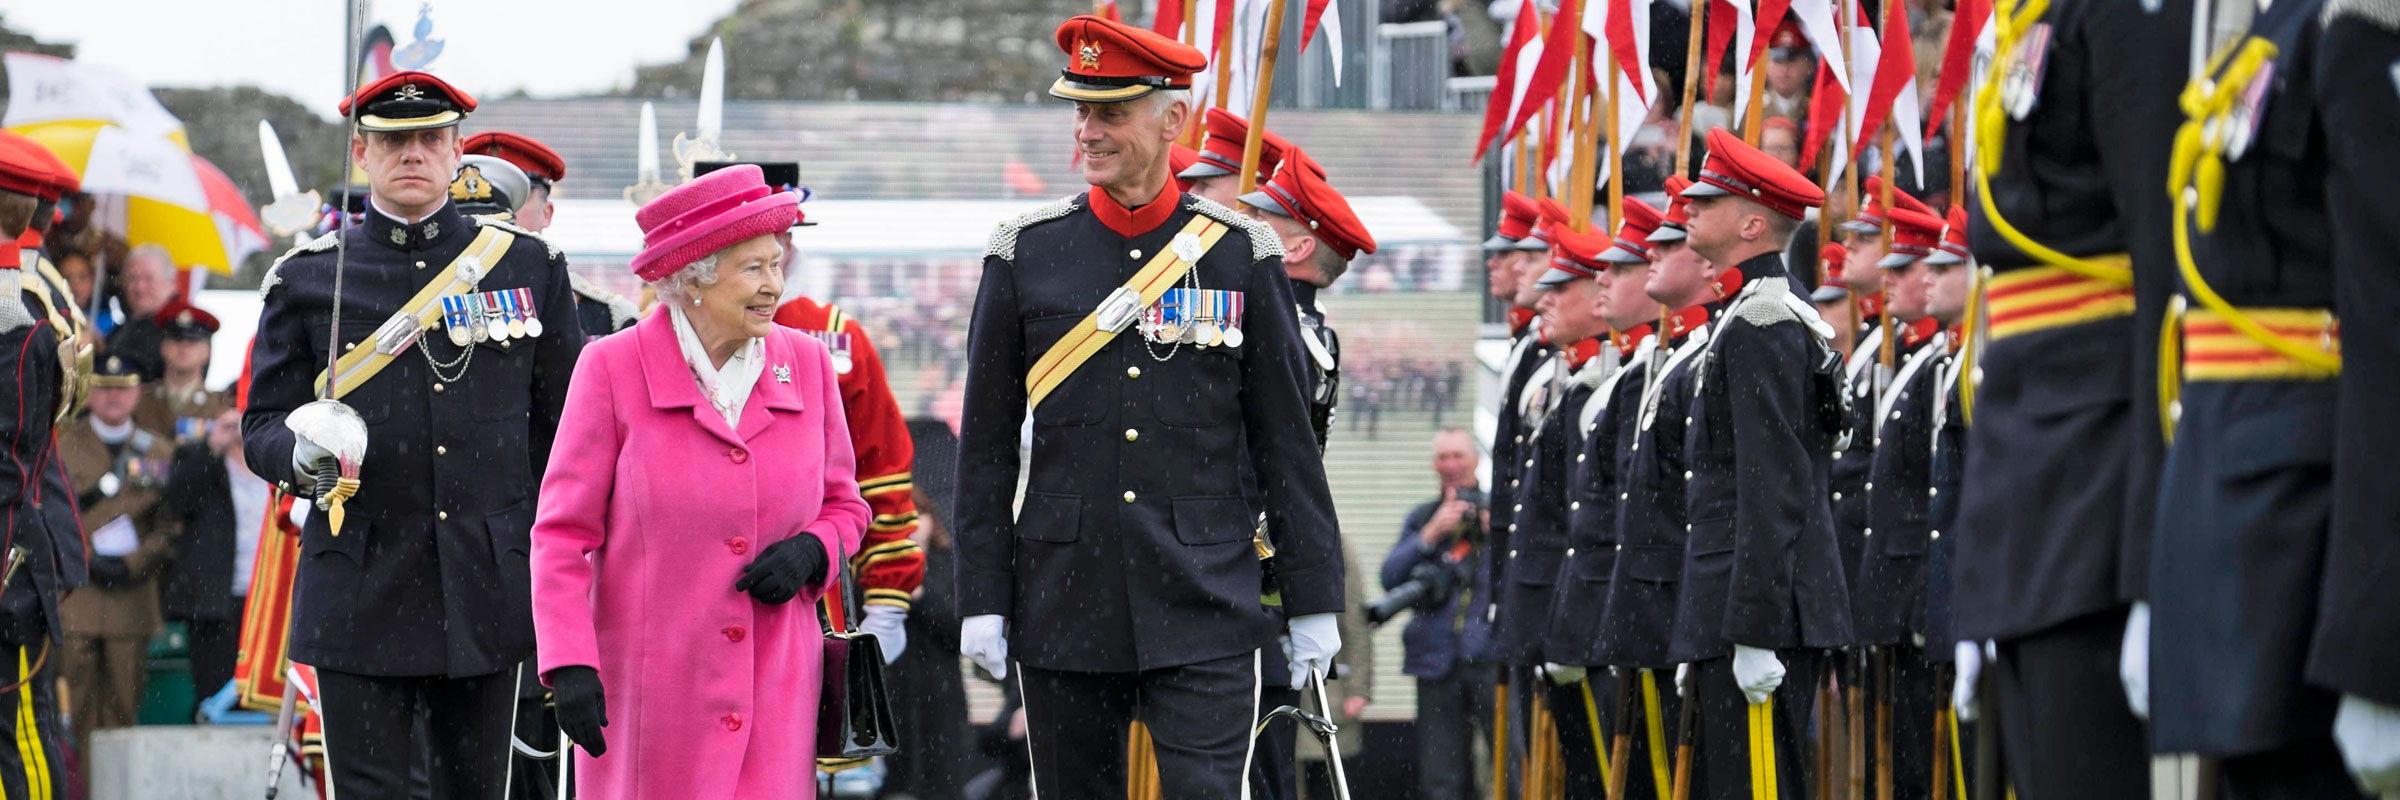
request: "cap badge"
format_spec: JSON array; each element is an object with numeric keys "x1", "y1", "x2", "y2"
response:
[
  {"x1": 451, "y1": 165, "x2": 491, "y2": 201},
  {"x1": 176, "y1": 310, "x2": 193, "y2": 325},
  {"x1": 395, "y1": 83, "x2": 426, "y2": 102},
  {"x1": 1077, "y1": 39, "x2": 1104, "y2": 71}
]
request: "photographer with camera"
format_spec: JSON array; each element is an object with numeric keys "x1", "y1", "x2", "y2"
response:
[{"x1": 1376, "y1": 428, "x2": 1492, "y2": 799}]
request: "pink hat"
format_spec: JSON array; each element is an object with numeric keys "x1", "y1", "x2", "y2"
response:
[{"x1": 631, "y1": 164, "x2": 801, "y2": 281}]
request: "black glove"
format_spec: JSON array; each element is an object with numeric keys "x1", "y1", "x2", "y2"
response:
[
  {"x1": 88, "y1": 556, "x2": 132, "y2": 589},
  {"x1": 548, "y1": 666, "x2": 608, "y2": 757},
  {"x1": 732, "y1": 534, "x2": 828, "y2": 606}
]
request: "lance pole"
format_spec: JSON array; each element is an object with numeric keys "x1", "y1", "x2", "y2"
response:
[{"x1": 1236, "y1": 0, "x2": 1292, "y2": 194}]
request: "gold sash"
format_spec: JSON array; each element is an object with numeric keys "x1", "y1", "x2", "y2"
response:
[
  {"x1": 312, "y1": 228, "x2": 514, "y2": 398},
  {"x1": 1024, "y1": 214, "x2": 1228, "y2": 408}
]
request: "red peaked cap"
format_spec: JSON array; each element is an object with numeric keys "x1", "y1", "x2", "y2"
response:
[
  {"x1": 1050, "y1": 15, "x2": 1208, "y2": 103},
  {"x1": 1169, "y1": 144, "x2": 1200, "y2": 191},
  {"x1": 1820, "y1": 242, "x2": 1850, "y2": 288},
  {"x1": 0, "y1": 133, "x2": 76, "y2": 199},
  {"x1": 1925, "y1": 205, "x2": 1973, "y2": 265},
  {"x1": 337, "y1": 70, "x2": 478, "y2": 131},
  {"x1": 1540, "y1": 225, "x2": 1614, "y2": 286},
  {"x1": 1597, "y1": 197, "x2": 1665, "y2": 263},
  {"x1": 1496, "y1": 191, "x2": 1539, "y2": 241},
  {"x1": 1525, "y1": 196, "x2": 1574, "y2": 246},
  {"x1": 463, "y1": 131, "x2": 566, "y2": 183},
  {"x1": 1242, "y1": 154, "x2": 1377, "y2": 260},
  {"x1": 1649, "y1": 174, "x2": 1695, "y2": 242},
  {"x1": 1878, "y1": 207, "x2": 1946, "y2": 268},
  {"x1": 1184, "y1": 108, "x2": 1295, "y2": 180},
  {"x1": 0, "y1": 133, "x2": 53, "y2": 198},
  {"x1": 1682, "y1": 128, "x2": 1825, "y2": 219},
  {"x1": 1842, "y1": 175, "x2": 1935, "y2": 233},
  {"x1": 152, "y1": 298, "x2": 222, "y2": 339}
]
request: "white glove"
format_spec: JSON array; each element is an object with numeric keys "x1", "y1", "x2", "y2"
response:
[
  {"x1": 1731, "y1": 645, "x2": 1787, "y2": 706},
  {"x1": 2120, "y1": 601, "x2": 2151, "y2": 721},
  {"x1": 291, "y1": 437, "x2": 335, "y2": 493},
  {"x1": 1675, "y1": 663, "x2": 1692, "y2": 698},
  {"x1": 2334, "y1": 693, "x2": 2400, "y2": 795},
  {"x1": 1283, "y1": 612, "x2": 1343, "y2": 690},
  {"x1": 1545, "y1": 663, "x2": 1588, "y2": 686},
  {"x1": 860, "y1": 605, "x2": 908, "y2": 665},
  {"x1": 1952, "y1": 640, "x2": 1984, "y2": 723},
  {"x1": 961, "y1": 614, "x2": 1009, "y2": 680}
]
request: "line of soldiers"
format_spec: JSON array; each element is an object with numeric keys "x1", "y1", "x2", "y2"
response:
[{"x1": 1475, "y1": 0, "x2": 2400, "y2": 796}]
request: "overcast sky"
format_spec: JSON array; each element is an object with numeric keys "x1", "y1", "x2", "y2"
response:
[{"x1": 9, "y1": 0, "x2": 744, "y2": 117}]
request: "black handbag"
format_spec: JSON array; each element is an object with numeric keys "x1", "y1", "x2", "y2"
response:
[{"x1": 817, "y1": 538, "x2": 900, "y2": 759}]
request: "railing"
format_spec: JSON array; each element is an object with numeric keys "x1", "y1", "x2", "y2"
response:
[{"x1": 1370, "y1": 21, "x2": 1452, "y2": 110}]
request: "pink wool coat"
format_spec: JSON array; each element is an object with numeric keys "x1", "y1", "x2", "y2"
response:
[{"x1": 531, "y1": 310, "x2": 870, "y2": 800}]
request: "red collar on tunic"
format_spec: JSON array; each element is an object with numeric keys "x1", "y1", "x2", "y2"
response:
[
  {"x1": 1612, "y1": 324, "x2": 1655, "y2": 358},
  {"x1": 1561, "y1": 337, "x2": 1605, "y2": 369},
  {"x1": 1708, "y1": 266, "x2": 1746, "y2": 304},
  {"x1": 1665, "y1": 305, "x2": 1711, "y2": 341},
  {"x1": 1900, "y1": 316, "x2": 1943, "y2": 349},
  {"x1": 1088, "y1": 178, "x2": 1178, "y2": 239}
]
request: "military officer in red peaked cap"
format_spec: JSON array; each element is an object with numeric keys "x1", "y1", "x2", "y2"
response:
[{"x1": 955, "y1": 15, "x2": 1345, "y2": 799}]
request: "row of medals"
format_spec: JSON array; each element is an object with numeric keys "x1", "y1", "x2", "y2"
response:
[
  {"x1": 1144, "y1": 315, "x2": 1245, "y2": 349},
  {"x1": 445, "y1": 290, "x2": 543, "y2": 347}
]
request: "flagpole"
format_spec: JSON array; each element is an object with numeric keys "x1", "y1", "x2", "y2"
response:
[
  {"x1": 1531, "y1": 5, "x2": 1554, "y2": 202},
  {"x1": 1184, "y1": 0, "x2": 1207, "y2": 147},
  {"x1": 1674, "y1": 0, "x2": 1706, "y2": 175},
  {"x1": 1742, "y1": 49, "x2": 1768, "y2": 145},
  {"x1": 1602, "y1": 46, "x2": 1624, "y2": 228},
  {"x1": 1237, "y1": 0, "x2": 1292, "y2": 194},
  {"x1": 1874, "y1": 123, "x2": 1898, "y2": 392},
  {"x1": 1214, "y1": 0, "x2": 1239, "y2": 111},
  {"x1": 1566, "y1": 15, "x2": 1597, "y2": 229}
]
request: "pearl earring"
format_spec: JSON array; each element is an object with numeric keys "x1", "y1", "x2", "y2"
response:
[{"x1": 692, "y1": 296, "x2": 702, "y2": 306}]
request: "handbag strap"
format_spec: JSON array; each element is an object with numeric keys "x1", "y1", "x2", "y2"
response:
[{"x1": 825, "y1": 534, "x2": 862, "y2": 634}]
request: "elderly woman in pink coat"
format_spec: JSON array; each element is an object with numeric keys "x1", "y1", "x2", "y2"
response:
[{"x1": 530, "y1": 164, "x2": 870, "y2": 799}]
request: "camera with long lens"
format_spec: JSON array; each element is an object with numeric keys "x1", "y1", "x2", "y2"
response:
[{"x1": 1364, "y1": 487, "x2": 1489, "y2": 627}]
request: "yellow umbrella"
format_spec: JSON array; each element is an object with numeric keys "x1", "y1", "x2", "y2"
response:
[{"x1": 12, "y1": 120, "x2": 267, "y2": 274}]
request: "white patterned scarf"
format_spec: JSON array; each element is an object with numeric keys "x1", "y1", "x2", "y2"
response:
[{"x1": 667, "y1": 304, "x2": 765, "y2": 428}]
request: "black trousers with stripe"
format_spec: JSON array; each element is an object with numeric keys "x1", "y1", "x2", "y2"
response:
[
  {"x1": 0, "y1": 643, "x2": 61, "y2": 800},
  {"x1": 1689, "y1": 651, "x2": 1824, "y2": 800},
  {"x1": 1020, "y1": 650, "x2": 1260, "y2": 799}
]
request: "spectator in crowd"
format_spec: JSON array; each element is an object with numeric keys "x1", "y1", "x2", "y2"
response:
[
  {"x1": 1762, "y1": 117, "x2": 1803, "y2": 171},
  {"x1": 134, "y1": 299, "x2": 226, "y2": 442},
  {"x1": 1380, "y1": 428, "x2": 1492, "y2": 800},
  {"x1": 1297, "y1": 537, "x2": 1376, "y2": 800},
  {"x1": 59, "y1": 356, "x2": 181, "y2": 755},
  {"x1": 161, "y1": 407, "x2": 258, "y2": 715},
  {"x1": 883, "y1": 419, "x2": 976, "y2": 800},
  {"x1": 1763, "y1": 22, "x2": 1814, "y2": 120},
  {"x1": 53, "y1": 247, "x2": 94, "y2": 312},
  {"x1": 102, "y1": 243, "x2": 178, "y2": 381}
]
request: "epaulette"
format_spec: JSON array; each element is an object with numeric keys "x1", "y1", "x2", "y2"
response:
[
  {"x1": 1184, "y1": 195, "x2": 1288, "y2": 263},
  {"x1": 984, "y1": 194, "x2": 1084, "y2": 262},
  {"x1": 475, "y1": 215, "x2": 563, "y2": 260},
  {"x1": 0, "y1": 269, "x2": 30, "y2": 333},
  {"x1": 259, "y1": 231, "x2": 339, "y2": 299},
  {"x1": 1732, "y1": 278, "x2": 1801, "y2": 328},
  {"x1": 2325, "y1": 0, "x2": 2400, "y2": 31},
  {"x1": 569, "y1": 272, "x2": 643, "y2": 330}
]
